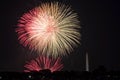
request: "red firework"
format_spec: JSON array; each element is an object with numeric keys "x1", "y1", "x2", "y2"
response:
[
  {"x1": 24, "y1": 56, "x2": 63, "y2": 72},
  {"x1": 16, "y1": 2, "x2": 80, "y2": 57}
]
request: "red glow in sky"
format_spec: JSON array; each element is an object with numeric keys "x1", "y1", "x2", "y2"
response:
[{"x1": 24, "y1": 56, "x2": 63, "y2": 72}]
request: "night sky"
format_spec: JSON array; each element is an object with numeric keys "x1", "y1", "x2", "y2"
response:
[{"x1": 1, "y1": 0, "x2": 119, "y2": 72}]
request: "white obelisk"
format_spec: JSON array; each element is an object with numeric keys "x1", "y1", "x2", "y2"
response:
[{"x1": 86, "y1": 52, "x2": 89, "y2": 71}]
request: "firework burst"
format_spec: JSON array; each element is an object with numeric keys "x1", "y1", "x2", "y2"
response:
[
  {"x1": 16, "y1": 2, "x2": 80, "y2": 57},
  {"x1": 24, "y1": 56, "x2": 63, "y2": 72}
]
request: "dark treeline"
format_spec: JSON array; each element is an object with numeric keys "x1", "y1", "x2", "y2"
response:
[{"x1": 0, "y1": 67, "x2": 120, "y2": 80}]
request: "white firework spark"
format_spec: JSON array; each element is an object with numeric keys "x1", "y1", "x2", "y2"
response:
[{"x1": 16, "y1": 2, "x2": 80, "y2": 57}]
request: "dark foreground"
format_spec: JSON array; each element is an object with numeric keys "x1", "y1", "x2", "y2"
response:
[{"x1": 0, "y1": 69, "x2": 120, "y2": 80}]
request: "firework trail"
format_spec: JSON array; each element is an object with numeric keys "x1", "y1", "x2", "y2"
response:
[
  {"x1": 16, "y1": 2, "x2": 80, "y2": 57},
  {"x1": 24, "y1": 56, "x2": 63, "y2": 72}
]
